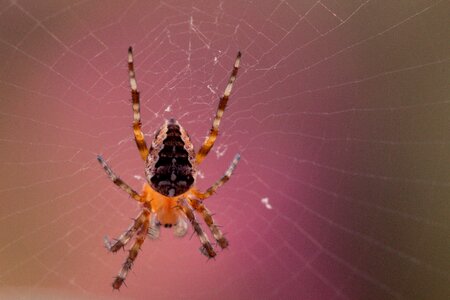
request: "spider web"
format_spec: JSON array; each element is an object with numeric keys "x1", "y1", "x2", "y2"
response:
[{"x1": 0, "y1": 0, "x2": 449, "y2": 299}]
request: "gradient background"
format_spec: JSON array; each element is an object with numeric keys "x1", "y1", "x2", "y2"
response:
[{"x1": 0, "y1": 0, "x2": 449, "y2": 299}]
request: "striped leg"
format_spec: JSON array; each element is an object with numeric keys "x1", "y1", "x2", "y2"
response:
[
  {"x1": 104, "y1": 211, "x2": 147, "y2": 252},
  {"x1": 97, "y1": 155, "x2": 143, "y2": 203},
  {"x1": 178, "y1": 198, "x2": 216, "y2": 258},
  {"x1": 112, "y1": 210, "x2": 150, "y2": 290},
  {"x1": 196, "y1": 52, "x2": 241, "y2": 165},
  {"x1": 128, "y1": 47, "x2": 149, "y2": 161},
  {"x1": 192, "y1": 153, "x2": 240, "y2": 200},
  {"x1": 190, "y1": 198, "x2": 228, "y2": 249}
]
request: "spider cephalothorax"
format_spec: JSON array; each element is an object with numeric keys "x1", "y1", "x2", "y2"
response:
[
  {"x1": 97, "y1": 47, "x2": 241, "y2": 290},
  {"x1": 145, "y1": 119, "x2": 197, "y2": 197}
]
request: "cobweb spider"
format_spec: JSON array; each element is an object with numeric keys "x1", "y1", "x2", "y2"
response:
[{"x1": 97, "y1": 47, "x2": 241, "y2": 289}]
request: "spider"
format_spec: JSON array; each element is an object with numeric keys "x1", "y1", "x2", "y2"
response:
[{"x1": 97, "y1": 47, "x2": 241, "y2": 290}]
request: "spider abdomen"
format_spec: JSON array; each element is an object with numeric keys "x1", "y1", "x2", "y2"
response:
[{"x1": 145, "y1": 119, "x2": 196, "y2": 197}]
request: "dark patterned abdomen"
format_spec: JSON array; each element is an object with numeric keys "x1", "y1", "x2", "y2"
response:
[{"x1": 146, "y1": 121, "x2": 195, "y2": 197}]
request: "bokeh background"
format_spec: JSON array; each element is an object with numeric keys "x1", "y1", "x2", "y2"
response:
[{"x1": 0, "y1": 0, "x2": 449, "y2": 299}]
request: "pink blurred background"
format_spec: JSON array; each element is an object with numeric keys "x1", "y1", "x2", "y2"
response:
[{"x1": 0, "y1": 1, "x2": 449, "y2": 299}]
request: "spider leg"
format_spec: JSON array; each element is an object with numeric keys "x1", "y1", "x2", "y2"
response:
[
  {"x1": 189, "y1": 198, "x2": 229, "y2": 249},
  {"x1": 192, "y1": 153, "x2": 240, "y2": 200},
  {"x1": 128, "y1": 47, "x2": 149, "y2": 161},
  {"x1": 195, "y1": 52, "x2": 241, "y2": 165},
  {"x1": 178, "y1": 197, "x2": 216, "y2": 258},
  {"x1": 104, "y1": 210, "x2": 147, "y2": 252},
  {"x1": 97, "y1": 155, "x2": 143, "y2": 203},
  {"x1": 188, "y1": 154, "x2": 240, "y2": 249},
  {"x1": 112, "y1": 210, "x2": 150, "y2": 290}
]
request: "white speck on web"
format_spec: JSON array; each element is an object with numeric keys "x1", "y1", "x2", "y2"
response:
[
  {"x1": 261, "y1": 197, "x2": 273, "y2": 210},
  {"x1": 215, "y1": 144, "x2": 227, "y2": 158},
  {"x1": 207, "y1": 84, "x2": 216, "y2": 94}
]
